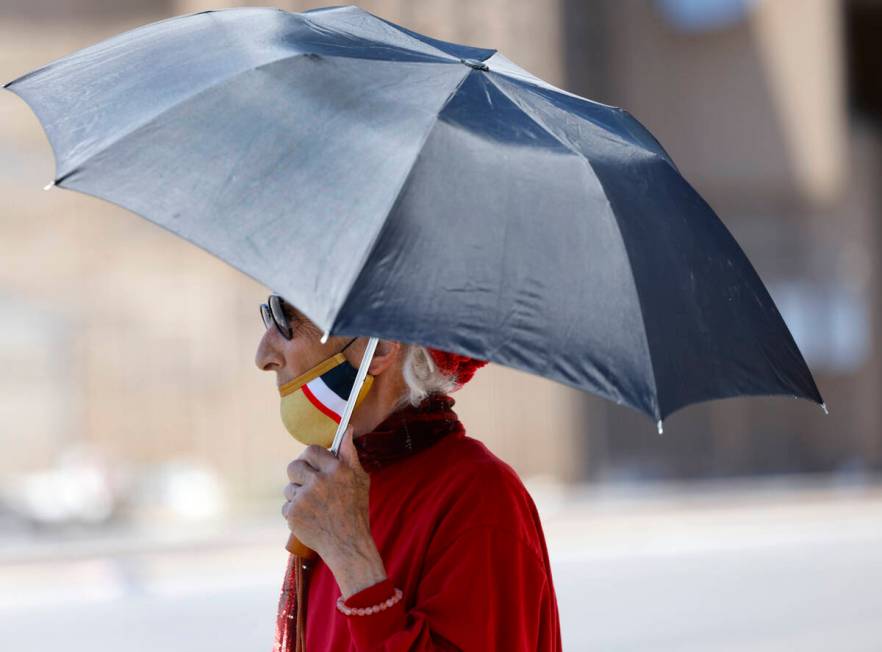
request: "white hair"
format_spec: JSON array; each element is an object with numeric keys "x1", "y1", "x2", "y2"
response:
[{"x1": 396, "y1": 344, "x2": 459, "y2": 409}]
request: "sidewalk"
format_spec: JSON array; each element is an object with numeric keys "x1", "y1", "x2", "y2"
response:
[{"x1": 1, "y1": 476, "x2": 881, "y2": 650}]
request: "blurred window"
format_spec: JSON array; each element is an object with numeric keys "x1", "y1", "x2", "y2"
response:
[
  {"x1": 768, "y1": 280, "x2": 870, "y2": 374},
  {"x1": 655, "y1": 0, "x2": 757, "y2": 32}
]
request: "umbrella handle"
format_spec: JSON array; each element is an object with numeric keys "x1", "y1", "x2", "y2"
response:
[{"x1": 286, "y1": 532, "x2": 317, "y2": 559}]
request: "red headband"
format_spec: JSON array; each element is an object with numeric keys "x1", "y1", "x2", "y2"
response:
[{"x1": 427, "y1": 348, "x2": 489, "y2": 388}]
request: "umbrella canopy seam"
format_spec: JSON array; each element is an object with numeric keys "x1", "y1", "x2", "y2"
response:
[
  {"x1": 490, "y1": 73, "x2": 677, "y2": 166},
  {"x1": 324, "y1": 66, "x2": 474, "y2": 331},
  {"x1": 486, "y1": 74, "x2": 662, "y2": 420},
  {"x1": 483, "y1": 52, "x2": 626, "y2": 115},
  {"x1": 304, "y1": 6, "x2": 466, "y2": 63}
]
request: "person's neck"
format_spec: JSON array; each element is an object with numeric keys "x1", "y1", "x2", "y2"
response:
[{"x1": 348, "y1": 376, "x2": 407, "y2": 438}]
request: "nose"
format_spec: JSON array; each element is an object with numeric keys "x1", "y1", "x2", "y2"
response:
[{"x1": 255, "y1": 326, "x2": 283, "y2": 372}]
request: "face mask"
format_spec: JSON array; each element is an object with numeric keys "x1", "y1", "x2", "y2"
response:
[{"x1": 278, "y1": 339, "x2": 373, "y2": 448}]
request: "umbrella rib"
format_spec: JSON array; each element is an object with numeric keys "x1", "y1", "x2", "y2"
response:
[
  {"x1": 370, "y1": 13, "x2": 497, "y2": 63},
  {"x1": 324, "y1": 67, "x2": 474, "y2": 332},
  {"x1": 52, "y1": 51, "x2": 454, "y2": 186},
  {"x1": 303, "y1": 8, "x2": 465, "y2": 63},
  {"x1": 52, "y1": 52, "x2": 324, "y2": 185},
  {"x1": 488, "y1": 72, "x2": 679, "y2": 168},
  {"x1": 484, "y1": 53, "x2": 620, "y2": 112},
  {"x1": 4, "y1": 9, "x2": 221, "y2": 89},
  {"x1": 487, "y1": 75, "x2": 663, "y2": 420}
]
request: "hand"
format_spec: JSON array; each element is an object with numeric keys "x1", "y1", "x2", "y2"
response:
[{"x1": 282, "y1": 426, "x2": 387, "y2": 597}]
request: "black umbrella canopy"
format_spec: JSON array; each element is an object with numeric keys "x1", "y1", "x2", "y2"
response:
[{"x1": 3, "y1": 4, "x2": 823, "y2": 426}]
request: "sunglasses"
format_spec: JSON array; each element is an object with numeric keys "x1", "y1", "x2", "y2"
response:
[{"x1": 260, "y1": 294, "x2": 295, "y2": 340}]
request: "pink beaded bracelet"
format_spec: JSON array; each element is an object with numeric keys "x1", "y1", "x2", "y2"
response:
[{"x1": 336, "y1": 587, "x2": 403, "y2": 616}]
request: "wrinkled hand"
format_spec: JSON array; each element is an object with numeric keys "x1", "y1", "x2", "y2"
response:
[{"x1": 282, "y1": 426, "x2": 387, "y2": 597}]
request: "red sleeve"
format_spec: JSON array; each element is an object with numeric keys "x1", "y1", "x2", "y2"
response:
[
  {"x1": 341, "y1": 526, "x2": 559, "y2": 652},
  {"x1": 341, "y1": 577, "x2": 407, "y2": 648}
]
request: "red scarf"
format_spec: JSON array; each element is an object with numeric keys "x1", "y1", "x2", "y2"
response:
[{"x1": 273, "y1": 393, "x2": 463, "y2": 652}]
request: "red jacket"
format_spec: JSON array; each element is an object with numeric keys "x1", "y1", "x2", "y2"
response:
[{"x1": 281, "y1": 426, "x2": 562, "y2": 651}]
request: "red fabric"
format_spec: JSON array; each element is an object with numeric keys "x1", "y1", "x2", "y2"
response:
[
  {"x1": 273, "y1": 394, "x2": 562, "y2": 651},
  {"x1": 426, "y1": 348, "x2": 489, "y2": 388},
  {"x1": 352, "y1": 393, "x2": 463, "y2": 473}
]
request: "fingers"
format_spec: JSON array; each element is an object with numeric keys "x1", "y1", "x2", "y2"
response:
[
  {"x1": 338, "y1": 426, "x2": 363, "y2": 473},
  {"x1": 287, "y1": 458, "x2": 318, "y2": 485},
  {"x1": 281, "y1": 484, "x2": 300, "y2": 519},
  {"x1": 300, "y1": 443, "x2": 338, "y2": 473},
  {"x1": 282, "y1": 438, "x2": 352, "y2": 526}
]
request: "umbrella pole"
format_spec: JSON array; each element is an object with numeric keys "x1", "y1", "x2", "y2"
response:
[
  {"x1": 330, "y1": 336, "x2": 379, "y2": 455},
  {"x1": 286, "y1": 336, "x2": 379, "y2": 556}
]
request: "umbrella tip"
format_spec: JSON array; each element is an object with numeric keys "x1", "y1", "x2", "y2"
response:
[
  {"x1": 656, "y1": 420, "x2": 664, "y2": 435},
  {"x1": 820, "y1": 402, "x2": 829, "y2": 415},
  {"x1": 43, "y1": 180, "x2": 55, "y2": 191},
  {"x1": 320, "y1": 331, "x2": 329, "y2": 344}
]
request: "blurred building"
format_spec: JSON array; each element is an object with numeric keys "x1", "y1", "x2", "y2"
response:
[
  {"x1": 0, "y1": 0, "x2": 879, "y2": 510},
  {"x1": 562, "y1": 0, "x2": 882, "y2": 480}
]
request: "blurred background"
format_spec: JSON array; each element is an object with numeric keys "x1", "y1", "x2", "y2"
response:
[{"x1": 1, "y1": 0, "x2": 880, "y2": 649}]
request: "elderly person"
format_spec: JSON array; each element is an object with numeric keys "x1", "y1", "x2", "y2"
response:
[{"x1": 256, "y1": 294, "x2": 561, "y2": 652}]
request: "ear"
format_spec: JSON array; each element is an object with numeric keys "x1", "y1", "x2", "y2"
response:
[{"x1": 367, "y1": 339, "x2": 402, "y2": 376}]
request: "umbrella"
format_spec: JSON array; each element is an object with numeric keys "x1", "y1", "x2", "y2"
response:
[{"x1": 3, "y1": 4, "x2": 824, "y2": 433}]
